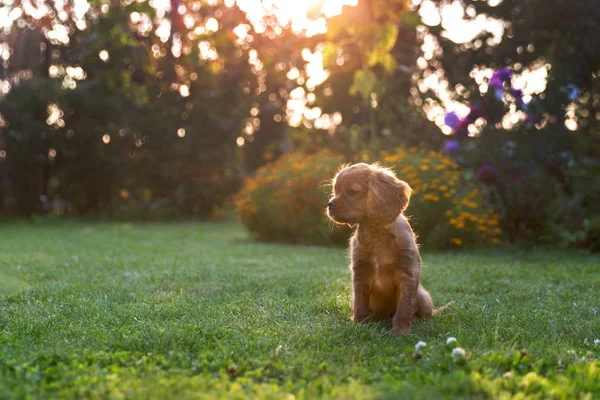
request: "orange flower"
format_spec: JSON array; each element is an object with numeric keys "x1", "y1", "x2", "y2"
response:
[{"x1": 449, "y1": 238, "x2": 463, "y2": 246}]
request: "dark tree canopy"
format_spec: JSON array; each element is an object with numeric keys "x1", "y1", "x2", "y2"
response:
[{"x1": 0, "y1": 0, "x2": 598, "y2": 248}]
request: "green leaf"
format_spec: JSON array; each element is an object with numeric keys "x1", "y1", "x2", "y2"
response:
[
  {"x1": 381, "y1": 54, "x2": 397, "y2": 72},
  {"x1": 381, "y1": 23, "x2": 400, "y2": 52},
  {"x1": 368, "y1": 23, "x2": 398, "y2": 72},
  {"x1": 322, "y1": 42, "x2": 338, "y2": 68},
  {"x1": 402, "y1": 11, "x2": 422, "y2": 29},
  {"x1": 349, "y1": 69, "x2": 377, "y2": 99}
]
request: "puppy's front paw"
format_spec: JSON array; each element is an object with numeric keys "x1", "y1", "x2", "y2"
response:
[
  {"x1": 352, "y1": 312, "x2": 371, "y2": 324},
  {"x1": 393, "y1": 322, "x2": 410, "y2": 334}
]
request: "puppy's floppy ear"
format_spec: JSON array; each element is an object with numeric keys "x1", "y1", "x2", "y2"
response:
[{"x1": 366, "y1": 167, "x2": 412, "y2": 224}]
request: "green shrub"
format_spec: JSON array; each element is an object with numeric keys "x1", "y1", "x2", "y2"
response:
[
  {"x1": 235, "y1": 148, "x2": 501, "y2": 248},
  {"x1": 234, "y1": 150, "x2": 352, "y2": 245},
  {"x1": 381, "y1": 147, "x2": 501, "y2": 249}
]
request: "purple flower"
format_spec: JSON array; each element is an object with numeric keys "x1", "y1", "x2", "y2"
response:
[
  {"x1": 495, "y1": 68, "x2": 512, "y2": 81},
  {"x1": 493, "y1": 88, "x2": 504, "y2": 102},
  {"x1": 489, "y1": 68, "x2": 512, "y2": 89},
  {"x1": 444, "y1": 140, "x2": 460, "y2": 155},
  {"x1": 509, "y1": 88, "x2": 524, "y2": 108},
  {"x1": 465, "y1": 106, "x2": 482, "y2": 124},
  {"x1": 489, "y1": 75, "x2": 504, "y2": 90},
  {"x1": 453, "y1": 121, "x2": 469, "y2": 139},
  {"x1": 499, "y1": 166, "x2": 522, "y2": 181},
  {"x1": 445, "y1": 111, "x2": 473, "y2": 138},
  {"x1": 507, "y1": 169, "x2": 522, "y2": 181},
  {"x1": 524, "y1": 114, "x2": 541, "y2": 125},
  {"x1": 444, "y1": 112, "x2": 461, "y2": 129},
  {"x1": 477, "y1": 165, "x2": 497, "y2": 186},
  {"x1": 561, "y1": 84, "x2": 578, "y2": 101}
]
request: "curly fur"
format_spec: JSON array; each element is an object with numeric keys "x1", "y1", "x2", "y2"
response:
[{"x1": 326, "y1": 163, "x2": 452, "y2": 334}]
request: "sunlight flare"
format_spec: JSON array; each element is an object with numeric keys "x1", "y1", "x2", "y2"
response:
[{"x1": 235, "y1": 0, "x2": 356, "y2": 36}]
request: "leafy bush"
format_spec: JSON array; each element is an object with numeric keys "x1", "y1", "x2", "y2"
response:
[
  {"x1": 381, "y1": 147, "x2": 501, "y2": 249},
  {"x1": 436, "y1": 64, "x2": 600, "y2": 250},
  {"x1": 235, "y1": 148, "x2": 500, "y2": 248},
  {"x1": 453, "y1": 126, "x2": 600, "y2": 250},
  {"x1": 234, "y1": 150, "x2": 352, "y2": 245},
  {"x1": 0, "y1": 2, "x2": 252, "y2": 219},
  {"x1": 557, "y1": 159, "x2": 600, "y2": 251}
]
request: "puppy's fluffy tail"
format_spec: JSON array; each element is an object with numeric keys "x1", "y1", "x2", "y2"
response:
[{"x1": 433, "y1": 301, "x2": 455, "y2": 315}]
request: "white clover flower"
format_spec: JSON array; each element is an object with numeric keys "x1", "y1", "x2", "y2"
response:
[
  {"x1": 594, "y1": 339, "x2": 600, "y2": 348},
  {"x1": 415, "y1": 341, "x2": 427, "y2": 351},
  {"x1": 452, "y1": 347, "x2": 466, "y2": 361},
  {"x1": 445, "y1": 337, "x2": 458, "y2": 349}
]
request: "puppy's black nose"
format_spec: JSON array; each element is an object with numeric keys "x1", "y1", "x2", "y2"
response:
[{"x1": 328, "y1": 200, "x2": 335, "y2": 208}]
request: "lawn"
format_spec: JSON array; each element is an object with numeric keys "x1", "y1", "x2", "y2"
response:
[{"x1": 0, "y1": 221, "x2": 599, "y2": 399}]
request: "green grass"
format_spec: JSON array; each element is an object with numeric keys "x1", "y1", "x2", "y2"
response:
[{"x1": 0, "y1": 221, "x2": 599, "y2": 399}]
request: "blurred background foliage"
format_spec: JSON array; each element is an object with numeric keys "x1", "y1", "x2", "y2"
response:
[{"x1": 0, "y1": 0, "x2": 598, "y2": 249}]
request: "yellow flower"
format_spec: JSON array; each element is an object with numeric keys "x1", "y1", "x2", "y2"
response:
[{"x1": 449, "y1": 237, "x2": 463, "y2": 246}]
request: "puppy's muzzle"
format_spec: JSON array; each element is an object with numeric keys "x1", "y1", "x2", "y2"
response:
[{"x1": 327, "y1": 200, "x2": 337, "y2": 219}]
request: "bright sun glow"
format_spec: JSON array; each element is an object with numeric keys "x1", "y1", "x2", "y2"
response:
[
  {"x1": 0, "y1": 0, "x2": 550, "y2": 135},
  {"x1": 236, "y1": 0, "x2": 357, "y2": 36}
]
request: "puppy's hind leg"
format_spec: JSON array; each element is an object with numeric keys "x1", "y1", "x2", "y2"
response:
[{"x1": 414, "y1": 285, "x2": 434, "y2": 319}]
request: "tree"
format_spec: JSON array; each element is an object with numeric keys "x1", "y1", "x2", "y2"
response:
[
  {"x1": 287, "y1": 0, "x2": 442, "y2": 155},
  {"x1": 418, "y1": 0, "x2": 600, "y2": 246},
  {"x1": 0, "y1": 0, "x2": 259, "y2": 216}
]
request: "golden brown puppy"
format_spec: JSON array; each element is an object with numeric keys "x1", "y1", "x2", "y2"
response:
[{"x1": 326, "y1": 163, "x2": 452, "y2": 334}]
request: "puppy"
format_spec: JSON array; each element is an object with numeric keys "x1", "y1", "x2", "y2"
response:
[{"x1": 326, "y1": 163, "x2": 452, "y2": 334}]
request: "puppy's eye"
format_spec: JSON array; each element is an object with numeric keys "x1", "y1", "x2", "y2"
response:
[{"x1": 347, "y1": 188, "x2": 356, "y2": 195}]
